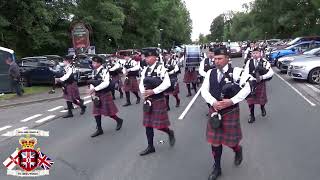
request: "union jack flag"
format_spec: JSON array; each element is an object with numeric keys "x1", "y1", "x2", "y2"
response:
[{"x1": 37, "y1": 151, "x2": 54, "y2": 170}]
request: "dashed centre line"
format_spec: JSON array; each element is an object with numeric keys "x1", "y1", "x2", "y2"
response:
[
  {"x1": 0, "y1": 126, "x2": 12, "y2": 132},
  {"x1": 48, "y1": 106, "x2": 64, "y2": 112},
  {"x1": 21, "y1": 114, "x2": 43, "y2": 122},
  {"x1": 35, "y1": 115, "x2": 56, "y2": 124}
]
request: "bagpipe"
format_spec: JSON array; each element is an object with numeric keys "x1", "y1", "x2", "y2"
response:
[
  {"x1": 209, "y1": 71, "x2": 242, "y2": 129},
  {"x1": 254, "y1": 60, "x2": 272, "y2": 82}
]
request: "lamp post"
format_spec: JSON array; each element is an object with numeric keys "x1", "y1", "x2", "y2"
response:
[{"x1": 159, "y1": 28, "x2": 163, "y2": 49}]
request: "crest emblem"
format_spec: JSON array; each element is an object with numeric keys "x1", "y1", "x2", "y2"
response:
[{"x1": 2, "y1": 129, "x2": 54, "y2": 177}]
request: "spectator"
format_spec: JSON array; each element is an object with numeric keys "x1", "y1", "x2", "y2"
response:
[{"x1": 5, "y1": 57, "x2": 23, "y2": 96}]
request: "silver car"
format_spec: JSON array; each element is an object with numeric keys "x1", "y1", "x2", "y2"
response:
[
  {"x1": 277, "y1": 47, "x2": 320, "y2": 73},
  {"x1": 287, "y1": 55, "x2": 320, "y2": 84}
]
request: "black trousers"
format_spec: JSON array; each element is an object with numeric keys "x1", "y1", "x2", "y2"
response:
[{"x1": 11, "y1": 79, "x2": 22, "y2": 96}]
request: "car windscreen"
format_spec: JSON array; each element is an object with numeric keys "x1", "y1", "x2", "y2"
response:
[
  {"x1": 303, "y1": 47, "x2": 320, "y2": 55},
  {"x1": 75, "y1": 58, "x2": 92, "y2": 68},
  {"x1": 287, "y1": 38, "x2": 300, "y2": 46}
]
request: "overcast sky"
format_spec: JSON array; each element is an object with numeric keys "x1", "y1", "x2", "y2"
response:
[{"x1": 183, "y1": 0, "x2": 254, "y2": 41}]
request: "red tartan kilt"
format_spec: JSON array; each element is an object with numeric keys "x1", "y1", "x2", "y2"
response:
[
  {"x1": 123, "y1": 77, "x2": 139, "y2": 92},
  {"x1": 143, "y1": 97, "x2": 170, "y2": 129},
  {"x1": 111, "y1": 74, "x2": 123, "y2": 89},
  {"x1": 93, "y1": 92, "x2": 118, "y2": 116},
  {"x1": 63, "y1": 82, "x2": 80, "y2": 102},
  {"x1": 164, "y1": 83, "x2": 180, "y2": 96},
  {"x1": 183, "y1": 71, "x2": 198, "y2": 83},
  {"x1": 206, "y1": 107, "x2": 242, "y2": 147},
  {"x1": 247, "y1": 81, "x2": 267, "y2": 105}
]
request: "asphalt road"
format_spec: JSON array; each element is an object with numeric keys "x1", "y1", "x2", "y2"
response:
[{"x1": 0, "y1": 57, "x2": 320, "y2": 180}]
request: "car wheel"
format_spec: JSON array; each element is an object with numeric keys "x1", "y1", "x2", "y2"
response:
[{"x1": 308, "y1": 68, "x2": 320, "y2": 84}]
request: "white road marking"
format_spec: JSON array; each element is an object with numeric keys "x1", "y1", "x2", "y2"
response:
[
  {"x1": 305, "y1": 84, "x2": 320, "y2": 93},
  {"x1": 1, "y1": 127, "x2": 28, "y2": 136},
  {"x1": 84, "y1": 100, "x2": 92, "y2": 105},
  {"x1": 0, "y1": 126, "x2": 12, "y2": 132},
  {"x1": 60, "y1": 110, "x2": 68, "y2": 113},
  {"x1": 275, "y1": 73, "x2": 316, "y2": 106},
  {"x1": 35, "y1": 115, "x2": 56, "y2": 123},
  {"x1": 178, "y1": 87, "x2": 202, "y2": 120},
  {"x1": 21, "y1": 114, "x2": 42, "y2": 122},
  {"x1": 84, "y1": 96, "x2": 91, "y2": 100},
  {"x1": 48, "y1": 106, "x2": 64, "y2": 112}
]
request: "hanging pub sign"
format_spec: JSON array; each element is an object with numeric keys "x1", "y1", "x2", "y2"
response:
[{"x1": 70, "y1": 22, "x2": 90, "y2": 54}]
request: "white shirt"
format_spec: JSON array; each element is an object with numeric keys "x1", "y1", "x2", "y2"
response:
[
  {"x1": 201, "y1": 65, "x2": 251, "y2": 106},
  {"x1": 243, "y1": 58, "x2": 274, "y2": 80},
  {"x1": 167, "y1": 59, "x2": 180, "y2": 75},
  {"x1": 123, "y1": 59, "x2": 140, "y2": 74},
  {"x1": 139, "y1": 62, "x2": 171, "y2": 94},
  {"x1": 90, "y1": 66, "x2": 110, "y2": 91},
  {"x1": 109, "y1": 61, "x2": 121, "y2": 72},
  {"x1": 244, "y1": 47, "x2": 252, "y2": 59},
  {"x1": 59, "y1": 64, "x2": 73, "y2": 82},
  {"x1": 199, "y1": 57, "x2": 214, "y2": 77}
]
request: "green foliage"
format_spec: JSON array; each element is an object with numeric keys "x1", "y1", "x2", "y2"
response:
[
  {"x1": 0, "y1": 0, "x2": 192, "y2": 57},
  {"x1": 208, "y1": 0, "x2": 320, "y2": 42}
]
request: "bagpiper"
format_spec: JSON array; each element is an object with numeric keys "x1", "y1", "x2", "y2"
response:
[
  {"x1": 183, "y1": 63, "x2": 198, "y2": 97},
  {"x1": 139, "y1": 49, "x2": 176, "y2": 156},
  {"x1": 163, "y1": 52, "x2": 181, "y2": 111},
  {"x1": 122, "y1": 54, "x2": 141, "y2": 106},
  {"x1": 88, "y1": 56, "x2": 124, "y2": 137},
  {"x1": 243, "y1": 42, "x2": 255, "y2": 64},
  {"x1": 107, "y1": 57, "x2": 124, "y2": 99},
  {"x1": 244, "y1": 47, "x2": 274, "y2": 123},
  {"x1": 201, "y1": 47, "x2": 251, "y2": 180},
  {"x1": 55, "y1": 55, "x2": 86, "y2": 118},
  {"x1": 199, "y1": 47, "x2": 216, "y2": 81}
]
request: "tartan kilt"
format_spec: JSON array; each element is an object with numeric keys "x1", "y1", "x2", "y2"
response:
[
  {"x1": 183, "y1": 71, "x2": 198, "y2": 84},
  {"x1": 111, "y1": 74, "x2": 123, "y2": 90},
  {"x1": 206, "y1": 106, "x2": 242, "y2": 147},
  {"x1": 143, "y1": 97, "x2": 170, "y2": 129},
  {"x1": 93, "y1": 92, "x2": 118, "y2": 116},
  {"x1": 247, "y1": 81, "x2": 267, "y2": 105},
  {"x1": 123, "y1": 76, "x2": 139, "y2": 92},
  {"x1": 63, "y1": 82, "x2": 80, "y2": 102},
  {"x1": 164, "y1": 82, "x2": 180, "y2": 96}
]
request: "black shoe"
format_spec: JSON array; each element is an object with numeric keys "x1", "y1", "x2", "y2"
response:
[
  {"x1": 168, "y1": 130, "x2": 176, "y2": 147},
  {"x1": 261, "y1": 107, "x2": 266, "y2": 117},
  {"x1": 123, "y1": 102, "x2": 132, "y2": 107},
  {"x1": 176, "y1": 99, "x2": 180, "y2": 107},
  {"x1": 63, "y1": 113, "x2": 73, "y2": 118},
  {"x1": 208, "y1": 167, "x2": 222, "y2": 180},
  {"x1": 91, "y1": 129, "x2": 104, "y2": 138},
  {"x1": 248, "y1": 115, "x2": 255, "y2": 123},
  {"x1": 80, "y1": 106, "x2": 86, "y2": 115},
  {"x1": 120, "y1": 93, "x2": 124, "y2": 99},
  {"x1": 139, "y1": 146, "x2": 155, "y2": 156},
  {"x1": 116, "y1": 119, "x2": 123, "y2": 131},
  {"x1": 136, "y1": 97, "x2": 141, "y2": 104},
  {"x1": 234, "y1": 146, "x2": 243, "y2": 166}
]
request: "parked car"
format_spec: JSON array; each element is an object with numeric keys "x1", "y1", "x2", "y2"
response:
[
  {"x1": 287, "y1": 55, "x2": 320, "y2": 84},
  {"x1": 268, "y1": 41, "x2": 320, "y2": 65},
  {"x1": 74, "y1": 54, "x2": 93, "y2": 84},
  {"x1": 277, "y1": 47, "x2": 320, "y2": 73},
  {"x1": 20, "y1": 56, "x2": 57, "y2": 86},
  {"x1": 229, "y1": 42, "x2": 242, "y2": 58}
]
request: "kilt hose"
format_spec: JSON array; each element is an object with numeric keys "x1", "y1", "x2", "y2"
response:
[
  {"x1": 206, "y1": 106, "x2": 242, "y2": 147},
  {"x1": 143, "y1": 97, "x2": 170, "y2": 129},
  {"x1": 93, "y1": 92, "x2": 118, "y2": 117},
  {"x1": 247, "y1": 81, "x2": 267, "y2": 105}
]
